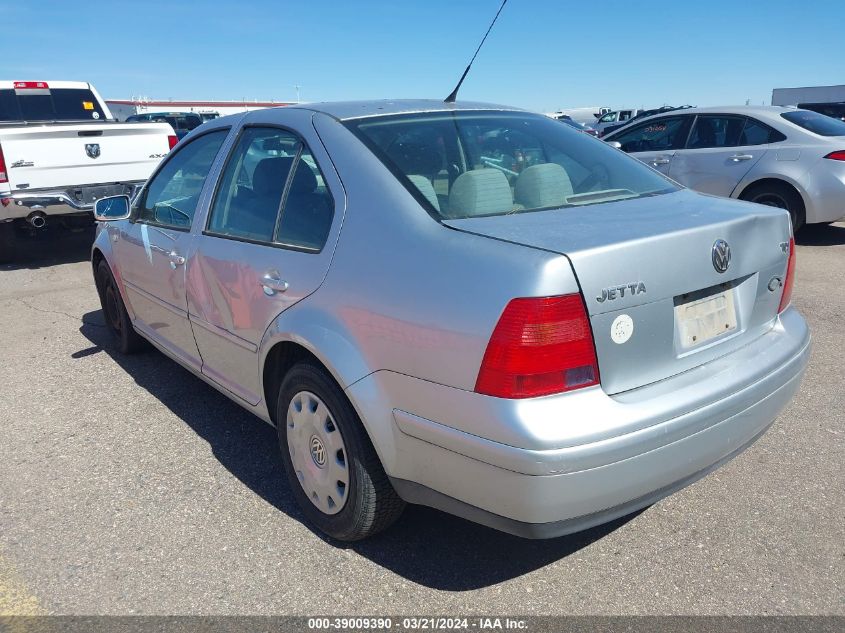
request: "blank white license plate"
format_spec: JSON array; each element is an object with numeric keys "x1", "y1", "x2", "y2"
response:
[{"x1": 675, "y1": 290, "x2": 737, "y2": 349}]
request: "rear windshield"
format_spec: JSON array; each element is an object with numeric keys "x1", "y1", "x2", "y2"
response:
[
  {"x1": 345, "y1": 111, "x2": 677, "y2": 220},
  {"x1": 0, "y1": 87, "x2": 108, "y2": 122},
  {"x1": 781, "y1": 110, "x2": 845, "y2": 136}
]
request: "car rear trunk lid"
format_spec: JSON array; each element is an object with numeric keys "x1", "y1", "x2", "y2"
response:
[{"x1": 445, "y1": 190, "x2": 793, "y2": 394}]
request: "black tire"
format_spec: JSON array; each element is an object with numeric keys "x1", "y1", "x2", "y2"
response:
[
  {"x1": 741, "y1": 182, "x2": 806, "y2": 232},
  {"x1": 276, "y1": 361, "x2": 404, "y2": 541},
  {"x1": 95, "y1": 260, "x2": 148, "y2": 354},
  {"x1": 0, "y1": 222, "x2": 16, "y2": 264}
]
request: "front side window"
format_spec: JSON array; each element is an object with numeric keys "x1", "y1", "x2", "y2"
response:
[
  {"x1": 137, "y1": 129, "x2": 228, "y2": 229},
  {"x1": 686, "y1": 116, "x2": 744, "y2": 149},
  {"x1": 207, "y1": 127, "x2": 334, "y2": 249},
  {"x1": 346, "y1": 111, "x2": 677, "y2": 220},
  {"x1": 781, "y1": 110, "x2": 845, "y2": 136},
  {"x1": 598, "y1": 112, "x2": 617, "y2": 123},
  {"x1": 612, "y1": 116, "x2": 689, "y2": 153}
]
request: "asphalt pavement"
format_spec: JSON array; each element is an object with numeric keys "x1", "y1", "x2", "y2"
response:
[{"x1": 0, "y1": 223, "x2": 842, "y2": 615}]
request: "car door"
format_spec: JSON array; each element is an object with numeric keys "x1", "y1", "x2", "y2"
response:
[
  {"x1": 187, "y1": 112, "x2": 342, "y2": 405},
  {"x1": 114, "y1": 128, "x2": 230, "y2": 370},
  {"x1": 668, "y1": 114, "x2": 768, "y2": 196},
  {"x1": 609, "y1": 116, "x2": 692, "y2": 176}
]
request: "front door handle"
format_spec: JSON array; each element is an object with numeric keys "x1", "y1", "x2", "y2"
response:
[
  {"x1": 730, "y1": 154, "x2": 753, "y2": 161},
  {"x1": 651, "y1": 157, "x2": 671, "y2": 165},
  {"x1": 260, "y1": 270, "x2": 289, "y2": 295},
  {"x1": 169, "y1": 252, "x2": 186, "y2": 269}
]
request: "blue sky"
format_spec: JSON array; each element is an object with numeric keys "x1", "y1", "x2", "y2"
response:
[{"x1": 3, "y1": 0, "x2": 843, "y2": 112}]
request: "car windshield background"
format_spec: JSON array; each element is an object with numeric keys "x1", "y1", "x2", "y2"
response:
[
  {"x1": 137, "y1": 129, "x2": 229, "y2": 229},
  {"x1": 781, "y1": 110, "x2": 845, "y2": 136},
  {"x1": 207, "y1": 127, "x2": 334, "y2": 250},
  {"x1": 346, "y1": 111, "x2": 677, "y2": 220},
  {"x1": 0, "y1": 88, "x2": 108, "y2": 122}
]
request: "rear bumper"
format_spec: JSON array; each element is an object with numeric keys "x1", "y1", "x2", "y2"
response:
[
  {"x1": 0, "y1": 182, "x2": 143, "y2": 220},
  {"x1": 347, "y1": 307, "x2": 810, "y2": 537}
]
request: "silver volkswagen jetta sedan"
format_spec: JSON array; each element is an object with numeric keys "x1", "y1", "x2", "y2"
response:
[{"x1": 91, "y1": 100, "x2": 810, "y2": 541}]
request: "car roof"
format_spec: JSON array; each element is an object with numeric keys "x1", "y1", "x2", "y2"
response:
[
  {"x1": 605, "y1": 105, "x2": 803, "y2": 138},
  {"x1": 281, "y1": 99, "x2": 525, "y2": 121}
]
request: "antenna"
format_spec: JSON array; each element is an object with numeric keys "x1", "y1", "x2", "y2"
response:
[{"x1": 444, "y1": 0, "x2": 508, "y2": 103}]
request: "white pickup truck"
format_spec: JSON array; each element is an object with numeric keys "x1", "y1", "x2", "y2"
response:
[{"x1": 0, "y1": 80, "x2": 176, "y2": 262}]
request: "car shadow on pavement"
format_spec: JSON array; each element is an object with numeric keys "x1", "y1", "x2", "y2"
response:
[
  {"x1": 796, "y1": 222, "x2": 845, "y2": 246},
  {"x1": 1, "y1": 225, "x2": 95, "y2": 271},
  {"x1": 77, "y1": 310, "x2": 636, "y2": 591}
]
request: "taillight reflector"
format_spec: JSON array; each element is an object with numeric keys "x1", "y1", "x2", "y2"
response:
[
  {"x1": 475, "y1": 294, "x2": 600, "y2": 399},
  {"x1": 0, "y1": 144, "x2": 7, "y2": 184},
  {"x1": 778, "y1": 237, "x2": 796, "y2": 313},
  {"x1": 823, "y1": 150, "x2": 845, "y2": 161},
  {"x1": 13, "y1": 81, "x2": 49, "y2": 90},
  {"x1": 167, "y1": 135, "x2": 178, "y2": 150}
]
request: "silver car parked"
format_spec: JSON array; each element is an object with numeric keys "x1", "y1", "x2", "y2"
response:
[
  {"x1": 91, "y1": 100, "x2": 810, "y2": 541},
  {"x1": 604, "y1": 105, "x2": 845, "y2": 230}
]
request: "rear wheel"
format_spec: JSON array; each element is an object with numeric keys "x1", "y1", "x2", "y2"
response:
[
  {"x1": 741, "y1": 182, "x2": 806, "y2": 232},
  {"x1": 0, "y1": 222, "x2": 16, "y2": 264},
  {"x1": 276, "y1": 362, "x2": 404, "y2": 541},
  {"x1": 95, "y1": 260, "x2": 147, "y2": 354}
]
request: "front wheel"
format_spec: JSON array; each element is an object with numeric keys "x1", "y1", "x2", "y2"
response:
[
  {"x1": 277, "y1": 362, "x2": 404, "y2": 541},
  {"x1": 95, "y1": 260, "x2": 148, "y2": 354}
]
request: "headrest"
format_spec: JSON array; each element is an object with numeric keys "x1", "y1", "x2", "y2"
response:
[
  {"x1": 447, "y1": 169, "x2": 513, "y2": 218},
  {"x1": 407, "y1": 175, "x2": 440, "y2": 212},
  {"x1": 514, "y1": 163, "x2": 573, "y2": 209}
]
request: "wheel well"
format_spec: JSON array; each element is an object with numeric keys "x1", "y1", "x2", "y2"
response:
[
  {"x1": 92, "y1": 247, "x2": 105, "y2": 273},
  {"x1": 262, "y1": 341, "x2": 324, "y2": 426},
  {"x1": 737, "y1": 178, "x2": 804, "y2": 208}
]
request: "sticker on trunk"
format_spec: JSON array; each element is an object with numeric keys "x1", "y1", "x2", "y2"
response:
[{"x1": 611, "y1": 314, "x2": 634, "y2": 344}]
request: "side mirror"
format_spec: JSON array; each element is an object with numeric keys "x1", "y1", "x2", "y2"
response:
[
  {"x1": 607, "y1": 141, "x2": 623, "y2": 150},
  {"x1": 94, "y1": 195, "x2": 130, "y2": 221}
]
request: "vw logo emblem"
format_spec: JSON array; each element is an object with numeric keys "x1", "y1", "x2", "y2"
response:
[
  {"x1": 309, "y1": 435, "x2": 327, "y2": 468},
  {"x1": 712, "y1": 239, "x2": 731, "y2": 274},
  {"x1": 85, "y1": 143, "x2": 101, "y2": 159}
]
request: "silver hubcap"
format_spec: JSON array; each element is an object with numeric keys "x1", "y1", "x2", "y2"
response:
[{"x1": 286, "y1": 391, "x2": 349, "y2": 515}]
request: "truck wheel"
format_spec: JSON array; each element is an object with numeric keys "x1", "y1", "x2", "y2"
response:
[
  {"x1": 95, "y1": 260, "x2": 148, "y2": 354},
  {"x1": 741, "y1": 182, "x2": 806, "y2": 232},
  {"x1": 0, "y1": 222, "x2": 16, "y2": 264},
  {"x1": 276, "y1": 361, "x2": 405, "y2": 541}
]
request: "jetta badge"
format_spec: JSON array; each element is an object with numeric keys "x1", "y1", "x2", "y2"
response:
[
  {"x1": 712, "y1": 239, "x2": 731, "y2": 273},
  {"x1": 85, "y1": 143, "x2": 101, "y2": 159}
]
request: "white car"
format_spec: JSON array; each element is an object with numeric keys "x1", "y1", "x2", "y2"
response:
[
  {"x1": 604, "y1": 106, "x2": 845, "y2": 229},
  {"x1": 0, "y1": 80, "x2": 175, "y2": 262}
]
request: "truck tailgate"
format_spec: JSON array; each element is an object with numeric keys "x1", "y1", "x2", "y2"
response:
[{"x1": 1, "y1": 122, "x2": 172, "y2": 190}]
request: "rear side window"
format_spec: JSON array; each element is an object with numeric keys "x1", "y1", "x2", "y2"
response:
[
  {"x1": 739, "y1": 118, "x2": 786, "y2": 145},
  {"x1": 137, "y1": 129, "x2": 229, "y2": 229},
  {"x1": 781, "y1": 110, "x2": 845, "y2": 136},
  {"x1": 612, "y1": 117, "x2": 690, "y2": 152},
  {"x1": 207, "y1": 127, "x2": 333, "y2": 250},
  {"x1": 686, "y1": 116, "x2": 744, "y2": 149},
  {"x1": 0, "y1": 87, "x2": 108, "y2": 122}
]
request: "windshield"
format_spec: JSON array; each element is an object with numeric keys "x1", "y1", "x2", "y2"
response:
[
  {"x1": 0, "y1": 87, "x2": 108, "y2": 122},
  {"x1": 346, "y1": 111, "x2": 677, "y2": 220},
  {"x1": 781, "y1": 110, "x2": 845, "y2": 136}
]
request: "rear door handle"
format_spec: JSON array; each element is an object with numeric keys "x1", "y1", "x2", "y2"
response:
[
  {"x1": 730, "y1": 154, "x2": 753, "y2": 161},
  {"x1": 260, "y1": 270, "x2": 289, "y2": 295},
  {"x1": 169, "y1": 252, "x2": 186, "y2": 269},
  {"x1": 651, "y1": 157, "x2": 671, "y2": 165}
]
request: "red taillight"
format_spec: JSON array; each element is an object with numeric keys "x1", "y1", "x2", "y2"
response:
[
  {"x1": 0, "y1": 144, "x2": 7, "y2": 183},
  {"x1": 167, "y1": 135, "x2": 178, "y2": 150},
  {"x1": 475, "y1": 294, "x2": 600, "y2": 399},
  {"x1": 13, "y1": 81, "x2": 49, "y2": 90},
  {"x1": 778, "y1": 237, "x2": 796, "y2": 313},
  {"x1": 823, "y1": 150, "x2": 845, "y2": 161}
]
